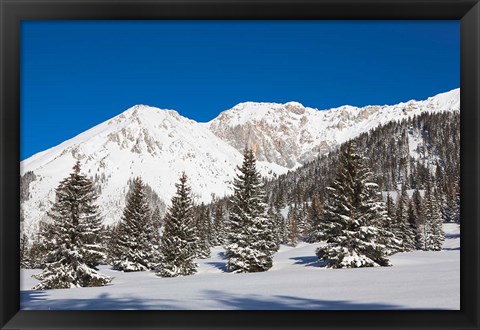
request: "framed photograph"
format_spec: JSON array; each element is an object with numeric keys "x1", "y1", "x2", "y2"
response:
[{"x1": 1, "y1": 0, "x2": 479, "y2": 329}]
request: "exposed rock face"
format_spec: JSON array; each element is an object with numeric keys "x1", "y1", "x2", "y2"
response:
[{"x1": 208, "y1": 89, "x2": 459, "y2": 168}]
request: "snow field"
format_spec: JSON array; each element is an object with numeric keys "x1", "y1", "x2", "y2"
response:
[{"x1": 20, "y1": 224, "x2": 459, "y2": 310}]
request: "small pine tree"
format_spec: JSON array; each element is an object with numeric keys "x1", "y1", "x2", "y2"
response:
[
  {"x1": 394, "y1": 184, "x2": 415, "y2": 251},
  {"x1": 385, "y1": 193, "x2": 396, "y2": 231},
  {"x1": 111, "y1": 177, "x2": 159, "y2": 271},
  {"x1": 306, "y1": 195, "x2": 324, "y2": 243},
  {"x1": 296, "y1": 203, "x2": 308, "y2": 237},
  {"x1": 151, "y1": 206, "x2": 164, "y2": 234},
  {"x1": 277, "y1": 208, "x2": 288, "y2": 245},
  {"x1": 20, "y1": 232, "x2": 30, "y2": 269},
  {"x1": 267, "y1": 206, "x2": 282, "y2": 252},
  {"x1": 286, "y1": 207, "x2": 300, "y2": 247},
  {"x1": 32, "y1": 162, "x2": 111, "y2": 290},
  {"x1": 315, "y1": 142, "x2": 391, "y2": 268},
  {"x1": 27, "y1": 219, "x2": 50, "y2": 269},
  {"x1": 211, "y1": 203, "x2": 226, "y2": 246},
  {"x1": 411, "y1": 188, "x2": 425, "y2": 249},
  {"x1": 157, "y1": 173, "x2": 198, "y2": 277},
  {"x1": 421, "y1": 182, "x2": 445, "y2": 251},
  {"x1": 407, "y1": 200, "x2": 418, "y2": 246},
  {"x1": 194, "y1": 203, "x2": 212, "y2": 259},
  {"x1": 225, "y1": 148, "x2": 275, "y2": 273}
]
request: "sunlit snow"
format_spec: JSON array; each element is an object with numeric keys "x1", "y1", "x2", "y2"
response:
[{"x1": 20, "y1": 224, "x2": 459, "y2": 310}]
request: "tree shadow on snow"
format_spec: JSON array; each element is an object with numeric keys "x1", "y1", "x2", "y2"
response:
[
  {"x1": 217, "y1": 251, "x2": 226, "y2": 259},
  {"x1": 206, "y1": 261, "x2": 229, "y2": 272},
  {"x1": 20, "y1": 291, "x2": 182, "y2": 310},
  {"x1": 202, "y1": 290, "x2": 407, "y2": 310},
  {"x1": 442, "y1": 247, "x2": 460, "y2": 251},
  {"x1": 444, "y1": 232, "x2": 460, "y2": 239},
  {"x1": 20, "y1": 290, "x2": 47, "y2": 305},
  {"x1": 290, "y1": 256, "x2": 326, "y2": 267}
]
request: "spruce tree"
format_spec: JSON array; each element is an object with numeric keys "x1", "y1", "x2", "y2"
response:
[
  {"x1": 315, "y1": 142, "x2": 391, "y2": 268},
  {"x1": 20, "y1": 232, "x2": 30, "y2": 269},
  {"x1": 421, "y1": 181, "x2": 445, "y2": 251},
  {"x1": 385, "y1": 192, "x2": 396, "y2": 223},
  {"x1": 306, "y1": 195, "x2": 324, "y2": 243},
  {"x1": 28, "y1": 219, "x2": 51, "y2": 269},
  {"x1": 411, "y1": 188, "x2": 425, "y2": 249},
  {"x1": 267, "y1": 206, "x2": 282, "y2": 251},
  {"x1": 151, "y1": 206, "x2": 164, "y2": 234},
  {"x1": 194, "y1": 203, "x2": 212, "y2": 259},
  {"x1": 157, "y1": 173, "x2": 198, "y2": 277},
  {"x1": 111, "y1": 177, "x2": 159, "y2": 271},
  {"x1": 32, "y1": 162, "x2": 111, "y2": 289},
  {"x1": 407, "y1": 200, "x2": 418, "y2": 246},
  {"x1": 225, "y1": 148, "x2": 276, "y2": 273},
  {"x1": 394, "y1": 184, "x2": 415, "y2": 251},
  {"x1": 286, "y1": 207, "x2": 300, "y2": 247},
  {"x1": 211, "y1": 203, "x2": 226, "y2": 246}
]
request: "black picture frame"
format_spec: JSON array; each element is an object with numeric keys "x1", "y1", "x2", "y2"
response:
[{"x1": 1, "y1": 0, "x2": 479, "y2": 329}]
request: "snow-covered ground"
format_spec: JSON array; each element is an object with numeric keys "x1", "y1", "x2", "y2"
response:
[{"x1": 20, "y1": 223, "x2": 459, "y2": 310}]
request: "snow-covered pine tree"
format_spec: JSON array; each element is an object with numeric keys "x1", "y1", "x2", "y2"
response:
[
  {"x1": 267, "y1": 206, "x2": 282, "y2": 252},
  {"x1": 20, "y1": 231, "x2": 30, "y2": 269},
  {"x1": 286, "y1": 206, "x2": 300, "y2": 247},
  {"x1": 276, "y1": 207, "x2": 288, "y2": 245},
  {"x1": 142, "y1": 207, "x2": 162, "y2": 269},
  {"x1": 296, "y1": 203, "x2": 308, "y2": 237},
  {"x1": 151, "y1": 206, "x2": 164, "y2": 234},
  {"x1": 421, "y1": 181, "x2": 445, "y2": 251},
  {"x1": 407, "y1": 200, "x2": 418, "y2": 246},
  {"x1": 386, "y1": 192, "x2": 396, "y2": 222},
  {"x1": 411, "y1": 188, "x2": 425, "y2": 249},
  {"x1": 157, "y1": 173, "x2": 198, "y2": 277},
  {"x1": 32, "y1": 161, "x2": 111, "y2": 290},
  {"x1": 225, "y1": 147, "x2": 276, "y2": 273},
  {"x1": 211, "y1": 203, "x2": 226, "y2": 246},
  {"x1": 394, "y1": 184, "x2": 416, "y2": 251},
  {"x1": 378, "y1": 192, "x2": 402, "y2": 254},
  {"x1": 306, "y1": 195, "x2": 324, "y2": 243},
  {"x1": 110, "y1": 177, "x2": 159, "y2": 271},
  {"x1": 194, "y1": 203, "x2": 212, "y2": 259},
  {"x1": 315, "y1": 142, "x2": 391, "y2": 268},
  {"x1": 27, "y1": 219, "x2": 51, "y2": 269}
]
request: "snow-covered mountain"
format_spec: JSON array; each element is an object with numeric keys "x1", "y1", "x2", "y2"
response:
[
  {"x1": 20, "y1": 88, "x2": 460, "y2": 236},
  {"x1": 208, "y1": 88, "x2": 460, "y2": 168},
  {"x1": 20, "y1": 105, "x2": 289, "y2": 235}
]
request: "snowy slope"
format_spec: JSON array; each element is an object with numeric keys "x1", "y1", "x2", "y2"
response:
[
  {"x1": 208, "y1": 89, "x2": 460, "y2": 168},
  {"x1": 20, "y1": 89, "x2": 460, "y2": 235},
  {"x1": 20, "y1": 223, "x2": 459, "y2": 310}
]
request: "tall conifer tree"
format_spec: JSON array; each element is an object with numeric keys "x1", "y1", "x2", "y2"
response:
[
  {"x1": 33, "y1": 162, "x2": 111, "y2": 289},
  {"x1": 226, "y1": 148, "x2": 276, "y2": 273},
  {"x1": 421, "y1": 181, "x2": 445, "y2": 251},
  {"x1": 111, "y1": 177, "x2": 159, "y2": 271},
  {"x1": 194, "y1": 203, "x2": 212, "y2": 259},
  {"x1": 395, "y1": 184, "x2": 416, "y2": 251},
  {"x1": 306, "y1": 195, "x2": 324, "y2": 243},
  {"x1": 286, "y1": 207, "x2": 300, "y2": 247},
  {"x1": 211, "y1": 203, "x2": 226, "y2": 246},
  {"x1": 157, "y1": 173, "x2": 198, "y2": 277},
  {"x1": 315, "y1": 142, "x2": 391, "y2": 268}
]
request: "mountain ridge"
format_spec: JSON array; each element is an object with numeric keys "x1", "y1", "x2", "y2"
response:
[{"x1": 20, "y1": 88, "x2": 460, "y2": 237}]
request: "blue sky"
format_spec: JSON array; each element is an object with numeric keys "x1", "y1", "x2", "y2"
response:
[{"x1": 21, "y1": 20, "x2": 459, "y2": 160}]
